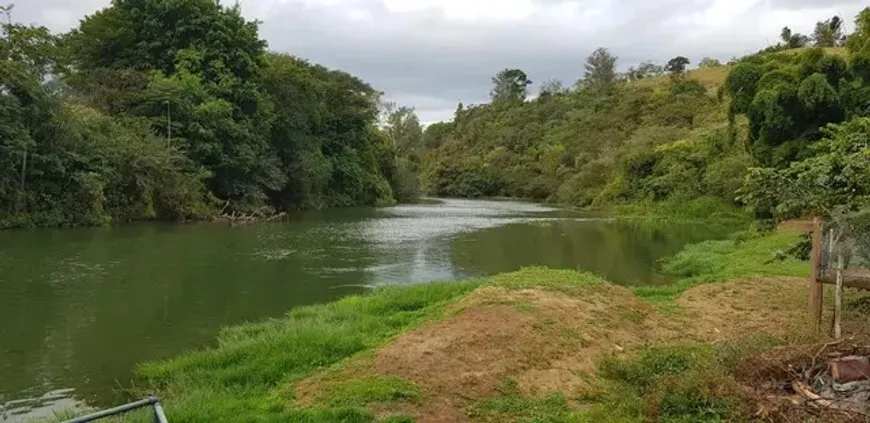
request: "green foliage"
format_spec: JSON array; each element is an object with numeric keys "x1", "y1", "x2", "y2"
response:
[
  {"x1": 0, "y1": 15, "x2": 211, "y2": 228},
  {"x1": 665, "y1": 56, "x2": 690, "y2": 75},
  {"x1": 381, "y1": 104, "x2": 424, "y2": 203},
  {"x1": 583, "y1": 47, "x2": 618, "y2": 90},
  {"x1": 421, "y1": 71, "x2": 744, "y2": 208},
  {"x1": 812, "y1": 16, "x2": 845, "y2": 47},
  {"x1": 781, "y1": 26, "x2": 811, "y2": 49},
  {"x1": 741, "y1": 117, "x2": 870, "y2": 219},
  {"x1": 491, "y1": 68, "x2": 533, "y2": 103},
  {"x1": 1, "y1": 0, "x2": 409, "y2": 228},
  {"x1": 65, "y1": 0, "x2": 281, "y2": 207},
  {"x1": 263, "y1": 54, "x2": 397, "y2": 210},
  {"x1": 724, "y1": 47, "x2": 865, "y2": 167}
]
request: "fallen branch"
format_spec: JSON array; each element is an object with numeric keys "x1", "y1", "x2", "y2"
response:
[
  {"x1": 811, "y1": 338, "x2": 850, "y2": 370},
  {"x1": 793, "y1": 380, "x2": 870, "y2": 418}
]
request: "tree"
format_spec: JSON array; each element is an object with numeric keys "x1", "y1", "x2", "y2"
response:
[
  {"x1": 582, "y1": 47, "x2": 618, "y2": 89},
  {"x1": 698, "y1": 57, "x2": 721, "y2": 69},
  {"x1": 538, "y1": 79, "x2": 566, "y2": 98},
  {"x1": 382, "y1": 105, "x2": 423, "y2": 202},
  {"x1": 65, "y1": 0, "x2": 281, "y2": 208},
  {"x1": 0, "y1": 4, "x2": 211, "y2": 227},
  {"x1": 780, "y1": 26, "x2": 811, "y2": 49},
  {"x1": 626, "y1": 61, "x2": 664, "y2": 80},
  {"x1": 490, "y1": 68, "x2": 532, "y2": 103},
  {"x1": 845, "y1": 7, "x2": 870, "y2": 60},
  {"x1": 665, "y1": 56, "x2": 690, "y2": 76},
  {"x1": 813, "y1": 16, "x2": 845, "y2": 47},
  {"x1": 781, "y1": 26, "x2": 792, "y2": 44},
  {"x1": 263, "y1": 53, "x2": 397, "y2": 209}
]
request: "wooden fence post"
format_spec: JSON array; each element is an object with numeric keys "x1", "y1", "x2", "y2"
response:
[{"x1": 809, "y1": 216, "x2": 823, "y2": 329}]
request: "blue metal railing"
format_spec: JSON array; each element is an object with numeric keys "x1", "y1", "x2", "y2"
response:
[{"x1": 61, "y1": 397, "x2": 168, "y2": 423}]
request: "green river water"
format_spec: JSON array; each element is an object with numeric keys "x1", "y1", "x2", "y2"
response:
[{"x1": 0, "y1": 199, "x2": 732, "y2": 421}]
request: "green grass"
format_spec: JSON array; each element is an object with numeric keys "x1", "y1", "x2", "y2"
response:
[
  {"x1": 130, "y1": 279, "x2": 481, "y2": 422},
  {"x1": 488, "y1": 267, "x2": 605, "y2": 293},
  {"x1": 312, "y1": 376, "x2": 421, "y2": 408},
  {"x1": 606, "y1": 197, "x2": 751, "y2": 222},
  {"x1": 468, "y1": 378, "x2": 575, "y2": 423},
  {"x1": 633, "y1": 228, "x2": 808, "y2": 301},
  {"x1": 468, "y1": 345, "x2": 749, "y2": 423}
]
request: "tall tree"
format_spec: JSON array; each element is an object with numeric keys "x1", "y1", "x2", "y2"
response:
[
  {"x1": 813, "y1": 16, "x2": 845, "y2": 47},
  {"x1": 490, "y1": 68, "x2": 532, "y2": 103},
  {"x1": 382, "y1": 105, "x2": 423, "y2": 202},
  {"x1": 65, "y1": 0, "x2": 281, "y2": 207},
  {"x1": 582, "y1": 47, "x2": 618, "y2": 89},
  {"x1": 665, "y1": 56, "x2": 691, "y2": 76}
]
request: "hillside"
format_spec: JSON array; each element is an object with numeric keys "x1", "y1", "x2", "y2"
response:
[
  {"x1": 417, "y1": 45, "x2": 861, "y2": 217},
  {"x1": 632, "y1": 47, "x2": 848, "y2": 91}
]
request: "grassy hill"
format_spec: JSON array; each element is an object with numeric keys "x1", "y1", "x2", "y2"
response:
[{"x1": 634, "y1": 47, "x2": 847, "y2": 92}]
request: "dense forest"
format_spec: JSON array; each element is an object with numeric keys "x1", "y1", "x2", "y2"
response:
[
  {"x1": 4, "y1": 2, "x2": 870, "y2": 229},
  {"x1": 419, "y1": 9, "x2": 870, "y2": 221},
  {"x1": 0, "y1": 0, "x2": 422, "y2": 228}
]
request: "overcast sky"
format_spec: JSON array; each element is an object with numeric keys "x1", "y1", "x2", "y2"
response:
[{"x1": 9, "y1": 0, "x2": 869, "y2": 122}]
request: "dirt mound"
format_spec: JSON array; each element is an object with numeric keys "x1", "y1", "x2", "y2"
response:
[
  {"x1": 369, "y1": 285, "x2": 667, "y2": 421},
  {"x1": 292, "y1": 278, "x2": 821, "y2": 422},
  {"x1": 678, "y1": 278, "x2": 809, "y2": 341}
]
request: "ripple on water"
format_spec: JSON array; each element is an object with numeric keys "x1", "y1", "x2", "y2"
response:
[
  {"x1": 2, "y1": 389, "x2": 82, "y2": 423},
  {"x1": 251, "y1": 248, "x2": 295, "y2": 261}
]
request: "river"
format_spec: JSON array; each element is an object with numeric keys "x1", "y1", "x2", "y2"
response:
[{"x1": 0, "y1": 199, "x2": 732, "y2": 421}]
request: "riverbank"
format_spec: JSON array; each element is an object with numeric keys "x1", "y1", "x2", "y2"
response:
[{"x1": 103, "y1": 224, "x2": 869, "y2": 423}]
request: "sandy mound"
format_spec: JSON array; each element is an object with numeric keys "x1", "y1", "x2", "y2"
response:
[
  {"x1": 368, "y1": 285, "x2": 668, "y2": 421},
  {"x1": 677, "y1": 278, "x2": 809, "y2": 341}
]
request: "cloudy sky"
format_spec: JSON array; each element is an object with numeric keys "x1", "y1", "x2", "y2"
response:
[{"x1": 10, "y1": 0, "x2": 869, "y2": 122}]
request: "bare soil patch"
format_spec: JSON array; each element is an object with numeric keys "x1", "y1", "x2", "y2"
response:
[
  {"x1": 677, "y1": 278, "x2": 810, "y2": 341},
  {"x1": 366, "y1": 285, "x2": 670, "y2": 421}
]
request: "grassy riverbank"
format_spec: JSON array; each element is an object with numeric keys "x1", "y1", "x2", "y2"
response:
[{"x1": 47, "y1": 225, "x2": 870, "y2": 423}]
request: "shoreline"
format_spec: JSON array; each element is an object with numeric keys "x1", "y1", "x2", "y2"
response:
[{"x1": 93, "y1": 224, "x2": 850, "y2": 423}]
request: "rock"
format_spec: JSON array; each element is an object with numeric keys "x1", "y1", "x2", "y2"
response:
[{"x1": 830, "y1": 355, "x2": 870, "y2": 383}]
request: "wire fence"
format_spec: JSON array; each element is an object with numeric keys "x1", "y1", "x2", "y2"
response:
[{"x1": 818, "y1": 219, "x2": 870, "y2": 285}]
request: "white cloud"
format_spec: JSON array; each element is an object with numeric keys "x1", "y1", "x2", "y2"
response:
[{"x1": 10, "y1": 0, "x2": 870, "y2": 123}]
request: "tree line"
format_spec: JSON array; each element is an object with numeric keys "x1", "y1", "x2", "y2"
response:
[
  {"x1": 419, "y1": 9, "x2": 870, "y2": 221},
  {"x1": 0, "y1": 0, "x2": 423, "y2": 229}
]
